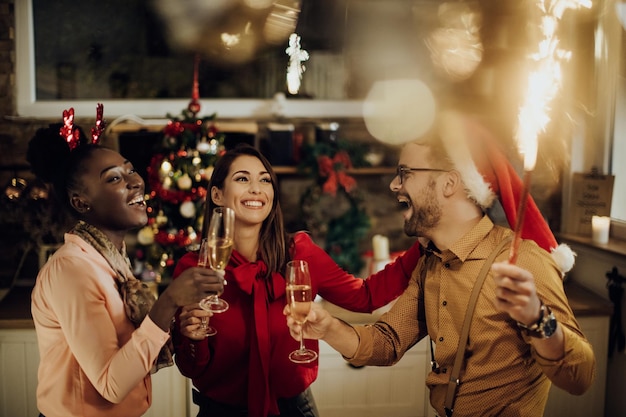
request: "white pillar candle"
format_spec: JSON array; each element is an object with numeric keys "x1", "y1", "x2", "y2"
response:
[
  {"x1": 591, "y1": 215, "x2": 610, "y2": 244},
  {"x1": 372, "y1": 234, "x2": 390, "y2": 261}
]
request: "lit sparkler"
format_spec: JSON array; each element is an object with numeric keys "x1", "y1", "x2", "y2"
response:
[{"x1": 509, "y1": 0, "x2": 592, "y2": 264}]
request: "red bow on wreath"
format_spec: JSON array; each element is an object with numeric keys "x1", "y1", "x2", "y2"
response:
[{"x1": 316, "y1": 151, "x2": 357, "y2": 196}]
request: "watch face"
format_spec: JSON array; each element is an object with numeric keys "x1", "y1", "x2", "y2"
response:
[{"x1": 542, "y1": 313, "x2": 558, "y2": 338}]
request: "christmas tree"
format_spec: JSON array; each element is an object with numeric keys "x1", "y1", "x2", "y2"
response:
[{"x1": 131, "y1": 55, "x2": 225, "y2": 282}]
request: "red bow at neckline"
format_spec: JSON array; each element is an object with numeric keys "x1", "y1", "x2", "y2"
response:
[
  {"x1": 316, "y1": 151, "x2": 357, "y2": 196},
  {"x1": 230, "y1": 251, "x2": 286, "y2": 417}
]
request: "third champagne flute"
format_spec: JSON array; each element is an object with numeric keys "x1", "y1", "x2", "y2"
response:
[
  {"x1": 286, "y1": 260, "x2": 318, "y2": 364},
  {"x1": 199, "y1": 206, "x2": 234, "y2": 314}
]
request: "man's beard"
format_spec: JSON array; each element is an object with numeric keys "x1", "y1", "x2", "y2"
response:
[{"x1": 403, "y1": 181, "x2": 441, "y2": 238}]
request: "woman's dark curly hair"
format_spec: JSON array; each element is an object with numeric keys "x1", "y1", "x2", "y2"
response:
[{"x1": 26, "y1": 124, "x2": 102, "y2": 217}]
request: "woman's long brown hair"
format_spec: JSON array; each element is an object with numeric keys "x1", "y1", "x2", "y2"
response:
[{"x1": 204, "y1": 144, "x2": 287, "y2": 279}]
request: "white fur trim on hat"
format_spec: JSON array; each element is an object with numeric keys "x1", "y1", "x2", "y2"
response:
[
  {"x1": 551, "y1": 243, "x2": 576, "y2": 275},
  {"x1": 438, "y1": 111, "x2": 496, "y2": 209}
]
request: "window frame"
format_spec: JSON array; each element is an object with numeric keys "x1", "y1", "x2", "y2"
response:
[{"x1": 14, "y1": 0, "x2": 364, "y2": 119}]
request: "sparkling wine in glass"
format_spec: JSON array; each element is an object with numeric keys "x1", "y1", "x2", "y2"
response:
[
  {"x1": 286, "y1": 260, "x2": 318, "y2": 364},
  {"x1": 194, "y1": 238, "x2": 218, "y2": 337},
  {"x1": 199, "y1": 207, "x2": 234, "y2": 314}
]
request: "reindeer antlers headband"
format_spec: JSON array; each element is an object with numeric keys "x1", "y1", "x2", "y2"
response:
[{"x1": 59, "y1": 103, "x2": 106, "y2": 150}]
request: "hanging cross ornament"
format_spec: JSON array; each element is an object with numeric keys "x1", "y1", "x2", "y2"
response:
[{"x1": 285, "y1": 33, "x2": 309, "y2": 95}]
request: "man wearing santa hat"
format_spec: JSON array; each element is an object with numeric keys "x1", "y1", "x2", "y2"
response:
[{"x1": 285, "y1": 110, "x2": 595, "y2": 417}]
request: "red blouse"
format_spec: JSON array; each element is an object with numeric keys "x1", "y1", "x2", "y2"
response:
[{"x1": 172, "y1": 232, "x2": 420, "y2": 417}]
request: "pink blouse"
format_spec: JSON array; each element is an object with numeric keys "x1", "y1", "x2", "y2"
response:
[{"x1": 31, "y1": 233, "x2": 170, "y2": 417}]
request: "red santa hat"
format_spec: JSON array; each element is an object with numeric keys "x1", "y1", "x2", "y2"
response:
[{"x1": 437, "y1": 110, "x2": 575, "y2": 274}]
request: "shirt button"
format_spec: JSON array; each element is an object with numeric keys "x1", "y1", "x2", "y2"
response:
[
  {"x1": 439, "y1": 337, "x2": 444, "y2": 342},
  {"x1": 444, "y1": 262, "x2": 451, "y2": 269},
  {"x1": 442, "y1": 300, "x2": 447, "y2": 306},
  {"x1": 442, "y1": 368, "x2": 447, "y2": 374}
]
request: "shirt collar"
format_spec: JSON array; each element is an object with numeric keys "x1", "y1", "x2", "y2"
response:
[{"x1": 426, "y1": 215, "x2": 495, "y2": 263}]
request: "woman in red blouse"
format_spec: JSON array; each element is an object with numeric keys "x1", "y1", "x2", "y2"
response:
[{"x1": 172, "y1": 144, "x2": 421, "y2": 417}]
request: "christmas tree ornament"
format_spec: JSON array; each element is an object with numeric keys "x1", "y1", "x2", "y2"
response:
[
  {"x1": 176, "y1": 173, "x2": 193, "y2": 190},
  {"x1": 179, "y1": 200, "x2": 197, "y2": 219},
  {"x1": 196, "y1": 138, "x2": 211, "y2": 153},
  {"x1": 285, "y1": 33, "x2": 309, "y2": 95},
  {"x1": 188, "y1": 54, "x2": 202, "y2": 116},
  {"x1": 425, "y1": 2, "x2": 483, "y2": 82},
  {"x1": 155, "y1": 210, "x2": 168, "y2": 226}
]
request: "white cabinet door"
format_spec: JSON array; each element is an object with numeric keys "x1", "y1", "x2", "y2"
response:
[
  {"x1": 310, "y1": 338, "x2": 434, "y2": 417},
  {"x1": 0, "y1": 328, "x2": 190, "y2": 417},
  {"x1": 142, "y1": 366, "x2": 189, "y2": 417},
  {"x1": 0, "y1": 329, "x2": 40, "y2": 417}
]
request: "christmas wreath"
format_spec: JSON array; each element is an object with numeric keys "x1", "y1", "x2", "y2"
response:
[{"x1": 298, "y1": 140, "x2": 371, "y2": 274}]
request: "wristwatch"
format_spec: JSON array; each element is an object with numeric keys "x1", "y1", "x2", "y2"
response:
[{"x1": 516, "y1": 303, "x2": 558, "y2": 339}]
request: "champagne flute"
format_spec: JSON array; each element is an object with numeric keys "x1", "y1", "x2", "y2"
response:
[
  {"x1": 286, "y1": 260, "x2": 318, "y2": 364},
  {"x1": 199, "y1": 207, "x2": 234, "y2": 314},
  {"x1": 194, "y1": 238, "x2": 218, "y2": 337}
]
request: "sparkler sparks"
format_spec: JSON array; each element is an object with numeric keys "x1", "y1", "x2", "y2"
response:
[{"x1": 509, "y1": 0, "x2": 592, "y2": 264}]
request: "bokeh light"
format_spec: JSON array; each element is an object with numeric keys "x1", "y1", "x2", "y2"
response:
[{"x1": 363, "y1": 79, "x2": 436, "y2": 145}]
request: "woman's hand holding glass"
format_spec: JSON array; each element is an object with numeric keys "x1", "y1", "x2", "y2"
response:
[
  {"x1": 179, "y1": 304, "x2": 213, "y2": 340},
  {"x1": 171, "y1": 266, "x2": 225, "y2": 338},
  {"x1": 164, "y1": 265, "x2": 224, "y2": 309}
]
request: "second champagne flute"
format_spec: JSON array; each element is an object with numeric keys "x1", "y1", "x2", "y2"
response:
[
  {"x1": 195, "y1": 238, "x2": 217, "y2": 337},
  {"x1": 286, "y1": 260, "x2": 318, "y2": 364},
  {"x1": 199, "y1": 206, "x2": 235, "y2": 314}
]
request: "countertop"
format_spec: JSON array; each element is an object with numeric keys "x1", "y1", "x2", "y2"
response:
[{"x1": 0, "y1": 280, "x2": 614, "y2": 330}]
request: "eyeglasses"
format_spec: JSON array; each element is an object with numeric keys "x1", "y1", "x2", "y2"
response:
[{"x1": 395, "y1": 166, "x2": 448, "y2": 185}]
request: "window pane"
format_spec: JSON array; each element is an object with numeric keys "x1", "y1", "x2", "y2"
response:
[
  {"x1": 33, "y1": 0, "x2": 288, "y2": 100},
  {"x1": 31, "y1": 0, "x2": 437, "y2": 102}
]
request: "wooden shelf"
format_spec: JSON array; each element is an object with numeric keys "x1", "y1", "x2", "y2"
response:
[
  {"x1": 558, "y1": 233, "x2": 626, "y2": 258},
  {"x1": 273, "y1": 166, "x2": 396, "y2": 175}
]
